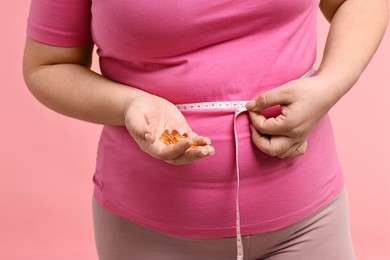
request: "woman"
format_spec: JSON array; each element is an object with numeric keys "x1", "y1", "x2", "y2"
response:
[{"x1": 23, "y1": 0, "x2": 388, "y2": 259}]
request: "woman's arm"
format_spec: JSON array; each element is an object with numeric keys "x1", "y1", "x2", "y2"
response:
[
  {"x1": 23, "y1": 37, "x2": 146, "y2": 125},
  {"x1": 23, "y1": 38, "x2": 214, "y2": 164},
  {"x1": 317, "y1": 0, "x2": 389, "y2": 103},
  {"x1": 246, "y1": 0, "x2": 388, "y2": 158}
]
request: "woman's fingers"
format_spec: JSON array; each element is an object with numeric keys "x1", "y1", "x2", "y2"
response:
[
  {"x1": 246, "y1": 87, "x2": 292, "y2": 112},
  {"x1": 248, "y1": 111, "x2": 292, "y2": 136},
  {"x1": 246, "y1": 86, "x2": 301, "y2": 137},
  {"x1": 185, "y1": 131, "x2": 212, "y2": 146},
  {"x1": 250, "y1": 124, "x2": 307, "y2": 158},
  {"x1": 159, "y1": 139, "x2": 195, "y2": 160},
  {"x1": 278, "y1": 140, "x2": 308, "y2": 158},
  {"x1": 155, "y1": 130, "x2": 215, "y2": 165},
  {"x1": 163, "y1": 143, "x2": 215, "y2": 165}
]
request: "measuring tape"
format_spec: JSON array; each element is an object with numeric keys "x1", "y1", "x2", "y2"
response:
[
  {"x1": 177, "y1": 101, "x2": 247, "y2": 259},
  {"x1": 175, "y1": 68, "x2": 315, "y2": 260}
]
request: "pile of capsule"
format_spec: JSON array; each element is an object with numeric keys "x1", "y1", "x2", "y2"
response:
[{"x1": 160, "y1": 129, "x2": 197, "y2": 148}]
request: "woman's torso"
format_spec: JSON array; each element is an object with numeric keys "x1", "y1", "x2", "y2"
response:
[{"x1": 91, "y1": 0, "x2": 344, "y2": 238}]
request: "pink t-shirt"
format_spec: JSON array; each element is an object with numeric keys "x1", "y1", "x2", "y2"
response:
[{"x1": 27, "y1": 0, "x2": 344, "y2": 238}]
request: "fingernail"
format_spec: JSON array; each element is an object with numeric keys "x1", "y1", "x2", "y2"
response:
[
  {"x1": 145, "y1": 133, "x2": 152, "y2": 141},
  {"x1": 199, "y1": 150, "x2": 208, "y2": 157},
  {"x1": 204, "y1": 138, "x2": 211, "y2": 145},
  {"x1": 246, "y1": 100, "x2": 255, "y2": 110}
]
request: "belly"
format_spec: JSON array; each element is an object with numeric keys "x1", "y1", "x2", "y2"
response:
[{"x1": 93, "y1": 109, "x2": 343, "y2": 237}]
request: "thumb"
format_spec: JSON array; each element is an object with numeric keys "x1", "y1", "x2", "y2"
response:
[
  {"x1": 246, "y1": 86, "x2": 292, "y2": 112},
  {"x1": 125, "y1": 113, "x2": 157, "y2": 144}
]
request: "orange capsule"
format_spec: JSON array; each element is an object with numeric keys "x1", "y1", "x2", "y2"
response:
[
  {"x1": 160, "y1": 130, "x2": 174, "y2": 145},
  {"x1": 171, "y1": 129, "x2": 184, "y2": 143},
  {"x1": 160, "y1": 129, "x2": 198, "y2": 148}
]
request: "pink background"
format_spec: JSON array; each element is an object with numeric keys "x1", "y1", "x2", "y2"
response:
[{"x1": 0, "y1": 1, "x2": 389, "y2": 259}]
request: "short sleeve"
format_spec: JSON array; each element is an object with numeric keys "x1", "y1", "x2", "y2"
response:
[{"x1": 26, "y1": 0, "x2": 93, "y2": 47}]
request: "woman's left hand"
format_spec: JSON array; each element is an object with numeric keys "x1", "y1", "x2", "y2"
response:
[{"x1": 246, "y1": 75, "x2": 338, "y2": 158}]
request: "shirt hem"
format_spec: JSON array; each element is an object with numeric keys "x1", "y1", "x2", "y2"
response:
[{"x1": 93, "y1": 169, "x2": 344, "y2": 239}]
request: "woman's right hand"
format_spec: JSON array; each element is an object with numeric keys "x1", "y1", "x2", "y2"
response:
[{"x1": 124, "y1": 94, "x2": 215, "y2": 165}]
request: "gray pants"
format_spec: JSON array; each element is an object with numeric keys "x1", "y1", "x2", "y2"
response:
[{"x1": 92, "y1": 189, "x2": 355, "y2": 260}]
